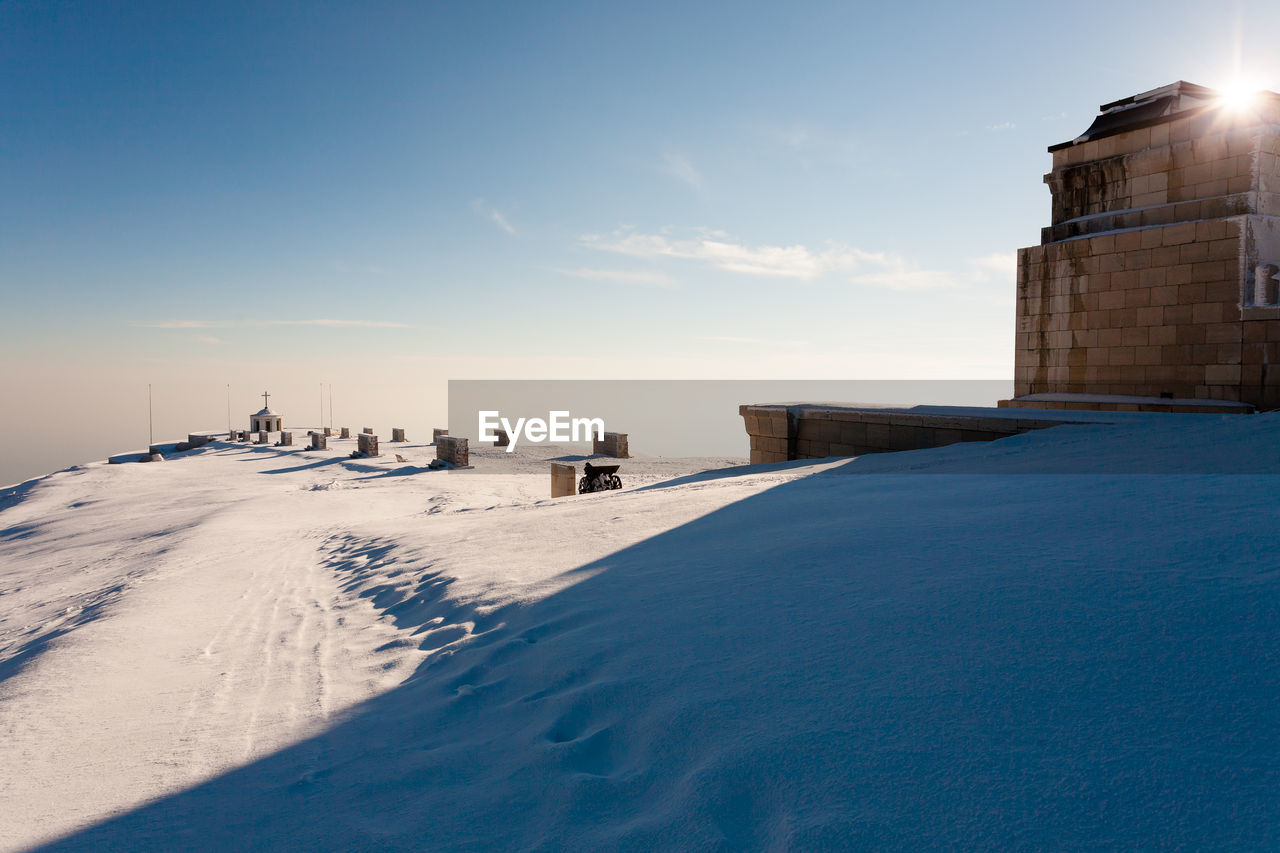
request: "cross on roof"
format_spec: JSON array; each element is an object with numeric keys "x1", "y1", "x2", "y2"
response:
[{"x1": 262, "y1": 391, "x2": 270, "y2": 408}]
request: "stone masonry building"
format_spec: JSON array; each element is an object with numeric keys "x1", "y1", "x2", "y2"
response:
[{"x1": 1014, "y1": 81, "x2": 1280, "y2": 409}]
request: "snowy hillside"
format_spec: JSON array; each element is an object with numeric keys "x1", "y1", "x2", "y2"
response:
[{"x1": 2, "y1": 418, "x2": 1279, "y2": 850}]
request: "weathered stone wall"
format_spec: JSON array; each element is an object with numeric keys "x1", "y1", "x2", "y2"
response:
[
  {"x1": 592, "y1": 432, "x2": 629, "y2": 458},
  {"x1": 741, "y1": 404, "x2": 1081, "y2": 465},
  {"x1": 1017, "y1": 92, "x2": 1280, "y2": 408},
  {"x1": 436, "y1": 435, "x2": 469, "y2": 467}
]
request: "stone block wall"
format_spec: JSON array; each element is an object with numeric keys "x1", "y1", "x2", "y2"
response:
[
  {"x1": 593, "y1": 432, "x2": 629, "y2": 458},
  {"x1": 741, "y1": 404, "x2": 1081, "y2": 465},
  {"x1": 436, "y1": 435, "x2": 469, "y2": 467},
  {"x1": 1017, "y1": 83, "x2": 1280, "y2": 408}
]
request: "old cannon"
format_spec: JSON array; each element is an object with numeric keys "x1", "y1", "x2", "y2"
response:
[{"x1": 579, "y1": 462, "x2": 622, "y2": 494}]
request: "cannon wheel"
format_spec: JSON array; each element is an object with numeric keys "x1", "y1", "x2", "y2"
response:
[
  {"x1": 609, "y1": 474, "x2": 622, "y2": 489},
  {"x1": 578, "y1": 476, "x2": 591, "y2": 494}
]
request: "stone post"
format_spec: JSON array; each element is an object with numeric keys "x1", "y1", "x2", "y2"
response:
[
  {"x1": 432, "y1": 428, "x2": 448, "y2": 444},
  {"x1": 357, "y1": 433, "x2": 380, "y2": 457},
  {"x1": 340, "y1": 427, "x2": 350, "y2": 439},
  {"x1": 551, "y1": 463, "x2": 576, "y2": 498},
  {"x1": 279, "y1": 431, "x2": 293, "y2": 446},
  {"x1": 308, "y1": 432, "x2": 327, "y2": 451},
  {"x1": 391, "y1": 428, "x2": 406, "y2": 442},
  {"x1": 592, "y1": 432, "x2": 629, "y2": 458},
  {"x1": 436, "y1": 436, "x2": 469, "y2": 467}
]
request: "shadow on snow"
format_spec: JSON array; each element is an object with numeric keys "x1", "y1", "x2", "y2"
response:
[{"x1": 33, "y1": 457, "x2": 1280, "y2": 851}]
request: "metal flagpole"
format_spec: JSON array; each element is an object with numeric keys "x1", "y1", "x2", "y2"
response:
[
  {"x1": 226, "y1": 384, "x2": 231, "y2": 436},
  {"x1": 148, "y1": 384, "x2": 154, "y2": 447}
]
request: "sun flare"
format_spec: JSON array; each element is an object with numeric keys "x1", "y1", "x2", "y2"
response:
[{"x1": 1218, "y1": 79, "x2": 1261, "y2": 112}]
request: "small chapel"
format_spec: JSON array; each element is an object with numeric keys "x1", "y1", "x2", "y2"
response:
[{"x1": 249, "y1": 392, "x2": 283, "y2": 433}]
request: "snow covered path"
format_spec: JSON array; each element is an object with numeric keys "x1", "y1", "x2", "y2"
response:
[
  {"x1": 0, "y1": 455, "x2": 420, "y2": 846},
  {"x1": 0, "y1": 439, "x2": 748, "y2": 850}
]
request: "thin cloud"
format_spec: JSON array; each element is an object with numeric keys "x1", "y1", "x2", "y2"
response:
[
  {"x1": 969, "y1": 252, "x2": 1017, "y2": 280},
  {"x1": 556, "y1": 267, "x2": 675, "y2": 288},
  {"x1": 133, "y1": 319, "x2": 414, "y2": 330},
  {"x1": 986, "y1": 122, "x2": 1016, "y2": 131},
  {"x1": 131, "y1": 320, "x2": 216, "y2": 329},
  {"x1": 257, "y1": 319, "x2": 413, "y2": 328},
  {"x1": 697, "y1": 335, "x2": 807, "y2": 347},
  {"x1": 580, "y1": 226, "x2": 871, "y2": 279},
  {"x1": 660, "y1": 152, "x2": 702, "y2": 189},
  {"x1": 471, "y1": 198, "x2": 516, "y2": 234},
  {"x1": 581, "y1": 226, "x2": 1015, "y2": 292}
]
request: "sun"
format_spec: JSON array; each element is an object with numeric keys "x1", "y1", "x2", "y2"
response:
[{"x1": 1218, "y1": 79, "x2": 1261, "y2": 112}]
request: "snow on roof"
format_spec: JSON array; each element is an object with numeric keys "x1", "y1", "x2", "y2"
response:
[{"x1": 252, "y1": 408, "x2": 279, "y2": 417}]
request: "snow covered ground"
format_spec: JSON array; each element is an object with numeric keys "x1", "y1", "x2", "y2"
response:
[{"x1": 2, "y1": 417, "x2": 1279, "y2": 849}]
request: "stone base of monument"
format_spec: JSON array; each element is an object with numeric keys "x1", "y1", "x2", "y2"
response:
[
  {"x1": 392, "y1": 428, "x2": 406, "y2": 442},
  {"x1": 997, "y1": 393, "x2": 1253, "y2": 415}
]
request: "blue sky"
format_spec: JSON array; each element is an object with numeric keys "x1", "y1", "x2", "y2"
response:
[{"x1": 2, "y1": 0, "x2": 1278, "y2": 483}]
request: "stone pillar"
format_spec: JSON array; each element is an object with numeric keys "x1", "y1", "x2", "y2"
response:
[
  {"x1": 323, "y1": 427, "x2": 332, "y2": 437},
  {"x1": 257, "y1": 430, "x2": 268, "y2": 444},
  {"x1": 357, "y1": 433, "x2": 380, "y2": 457},
  {"x1": 550, "y1": 463, "x2": 576, "y2": 498},
  {"x1": 308, "y1": 432, "x2": 327, "y2": 451},
  {"x1": 238, "y1": 431, "x2": 250, "y2": 443},
  {"x1": 493, "y1": 428, "x2": 509, "y2": 448},
  {"x1": 340, "y1": 427, "x2": 350, "y2": 439},
  {"x1": 432, "y1": 428, "x2": 448, "y2": 444},
  {"x1": 592, "y1": 432, "x2": 629, "y2": 458},
  {"x1": 279, "y1": 431, "x2": 293, "y2": 446},
  {"x1": 436, "y1": 436, "x2": 469, "y2": 467},
  {"x1": 363, "y1": 427, "x2": 373, "y2": 435},
  {"x1": 392, "y1": 427, "x2": 406, "y2": 442}
]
